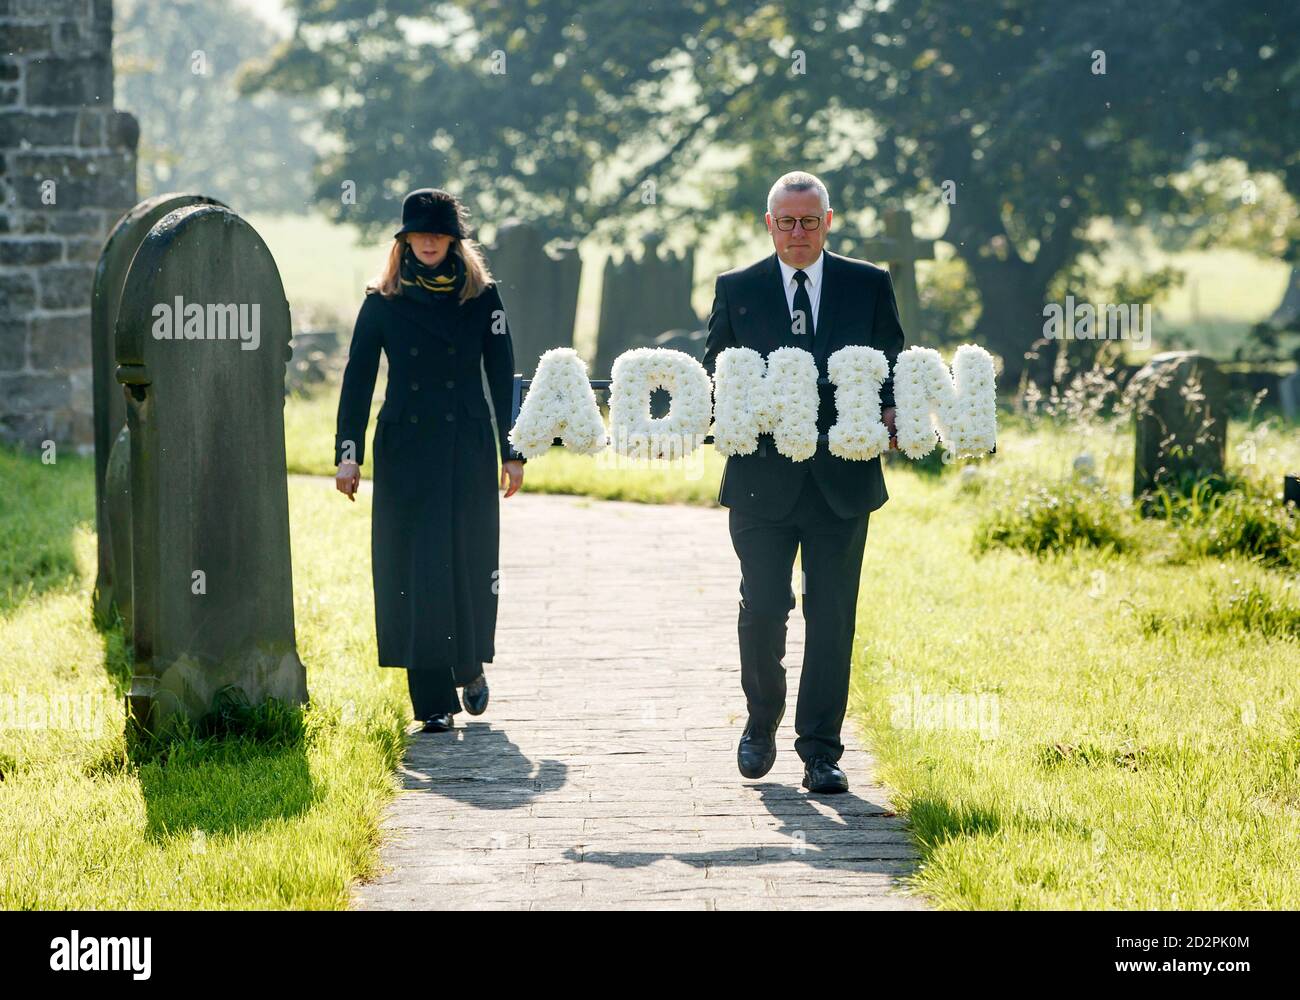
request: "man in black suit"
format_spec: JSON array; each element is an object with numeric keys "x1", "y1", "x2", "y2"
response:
[{"x1": 701, "y1": 171, "x2": 905, "y2": 794}]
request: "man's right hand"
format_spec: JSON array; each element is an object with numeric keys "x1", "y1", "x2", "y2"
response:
[
  {"x1": 336, "y1": 461, "x2": 360, "y2": 501},
  {"x1": 882, "y1": 406, "x2": 898, "y2": 450}
]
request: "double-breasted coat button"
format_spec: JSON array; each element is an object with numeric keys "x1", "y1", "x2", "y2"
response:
[
  {"x1": 410, "y1": 347, "x2": 419, "y2": 356},
  {"x1": 411, "y1": 381, "x2": 419, "y2": 391},
  {"x1": 444, "y1": 379, "x2": 455, "y2": 388},
  {"x1": 445, "y1": 412, "x2": 455, "y2": 422},
  {"x1": 447, "y1": 345, "x2": 456, "y2": 355},
  {"x1": 409, "y1": 414, "x2": 418, "y2": 424}
]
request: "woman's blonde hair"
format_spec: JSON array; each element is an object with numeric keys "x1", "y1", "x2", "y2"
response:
[{"x1": 367, "y1": 234, "x2": 494, "y2": 304}]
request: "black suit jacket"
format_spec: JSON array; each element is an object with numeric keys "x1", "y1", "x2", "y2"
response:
[{"x1": 701, "y1": 250, "x2": 906, "y2": 520}]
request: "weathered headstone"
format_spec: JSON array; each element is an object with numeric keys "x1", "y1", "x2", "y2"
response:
[
  {"x1": 1128, "y1": 351, "x2": 1228, "y2": 513},
  {"x1": 92, "y1": 193, "x2": 226, "y2": 628},
  {"x1": 488, "y1": 221, "x2": 581, "y2": 378},
  {"x1": 648, "y1": 328, "x2": 707, "y2": 417},
  {"x1": 288, "y1": 328, "x2": 341, "y2": 391},
  {"x1": 114, "y1": 203, "x2": 306, "y2": 734},
  {"x1": 103, "y1": 424, "x2": 133, "y2": 637},
  {"x1": 592, "y1": 235, "x2": 699, "y2": 379},
  {"x1": 856, "y1": 208, "x2": 935, "y2": 336},
  {"x1": 1279, "y1": 370, "x2": 1299, "y2": 423}
]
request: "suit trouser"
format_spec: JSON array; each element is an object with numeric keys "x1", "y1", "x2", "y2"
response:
[{"x1": 728, "y1": 472, "x2": 870, "y2": 763}]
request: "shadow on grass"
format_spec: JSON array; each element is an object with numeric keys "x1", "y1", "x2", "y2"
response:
[
  {"x1": 125, "y1": 690, "x2": 317, "y2": 843},
  {"x1": 0, "y1": 447, "x2": 320, "y2": 847}
]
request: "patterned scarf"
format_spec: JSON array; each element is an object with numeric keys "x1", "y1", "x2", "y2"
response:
[{"x1": 399, "y1": 243, "x2": 465, "y2": 305}]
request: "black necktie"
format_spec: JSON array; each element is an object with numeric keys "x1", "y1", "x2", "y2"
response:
[{"x1": 792, "y1": 269, "x2": 815, "y2": 343}]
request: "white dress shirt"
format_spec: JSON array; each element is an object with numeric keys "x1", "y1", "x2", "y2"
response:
[{"x1": 777, "y1": 250, "x2": 824, "y2": 332}]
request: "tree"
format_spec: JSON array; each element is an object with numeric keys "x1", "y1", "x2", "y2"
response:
[
  {"x1": 240, "y1": 0, "x2": 1297, "y2": 384},
  {"x1": 116, "y1": 0, "x2": 319, "y2": 213}
]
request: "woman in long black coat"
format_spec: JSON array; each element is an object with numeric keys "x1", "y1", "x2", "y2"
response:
[{"x1": 334, "y1": 188, "x2": 525, "y2": 732}]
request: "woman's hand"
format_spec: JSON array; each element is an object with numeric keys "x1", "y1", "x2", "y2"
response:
[
  {"x1": 336, "y1": 461, "x2": 360, "y2": 501},
  {"x1": 500, "y1": 460, "x2": 524, "y2": 498}
]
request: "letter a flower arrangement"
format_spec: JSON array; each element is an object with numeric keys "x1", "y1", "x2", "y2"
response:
[{"x1": 509, "y1": 344, "x2": 997, "y2": 463}]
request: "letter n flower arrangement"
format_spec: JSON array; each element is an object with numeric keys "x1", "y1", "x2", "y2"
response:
[{"x1": 892, "y1": 345, "x2": 997, "y2": 460}]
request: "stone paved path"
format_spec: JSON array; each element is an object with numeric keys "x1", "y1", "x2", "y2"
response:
[{"x1": 349, "y1": 489, "x2": 928, "y2": 910}]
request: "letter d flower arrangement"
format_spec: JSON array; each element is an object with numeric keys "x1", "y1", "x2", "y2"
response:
[
  {"x1": 508, "y1": 347, "x2": 607, "y2": 459},
  {"x1": 607, "y1": 348, "x2": 713, "y2": 461},
  {"x1": 893, "y1": 345, "x2": 997, "y2": 459}
]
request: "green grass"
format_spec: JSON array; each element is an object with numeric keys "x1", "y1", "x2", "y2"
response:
[
  {"x1": 0, "y1": 448, "x2": 410, "y2": 909},
  {"x1": 2, "y1": 395, "x2": 1297, "y2": 907},
  {"x1": 844, "y1": 415, "x2": 1300, "y2": 909},
  {"x1": 848, "y1": 490, "x2": 1300, "y2": 908}
]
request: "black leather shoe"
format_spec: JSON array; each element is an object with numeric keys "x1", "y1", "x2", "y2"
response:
[
  {"x1": 802, "y1": 755, "x2": 849, "y2": 794},
  {"x1": 421, "y1": 712, "x2": 455, "y2": 733},
  {"x1": 462, "y1": 673, "x2": 489, "y2": 716},
  {"x1": 737, "y1": 705, "x2": 784, "y2": 780}
]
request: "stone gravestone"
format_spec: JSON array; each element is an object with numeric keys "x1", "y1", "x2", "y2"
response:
[
  {"x1": 592, "y1": 235, "x2": 699, "y2": 379},
  {"x1": 855, "y1": 207, "x2": 935, "y2": 336},
  {"x1": 488, "y1": 221, "x2": 581, "y2": 379},
  {"x1": 114, "y1": 203, "x2": 307, "y2": 734},
  {"x1": 92, "y1": 193, "x2": 226, "y2": 629},
  {"x1": 647, "y1": 328, "x2": 708, "y2": 417},
  {"x1": 1279, "y1": 370, "x2": 1299, "y2": 423},
  {"x1": 1128, "y1": 351, "x2": 1228, "y2": 514},
  {"x1": 288, "y1": 327, "x2": 341, "y2": 391}
]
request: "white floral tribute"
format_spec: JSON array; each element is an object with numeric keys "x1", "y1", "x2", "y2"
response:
[
  {"x1": 825, "y1": 345, "x2": 891, "y2": 461},
  {"x1": 510, "y1": 343, "x2": 998, "y2": 465},
  {"x1": 892, "y1": 344, "x2": 998, "y2": 459},
  {"x1": 607, "y1": 347, "x2": 713, "y2": 461},
  {"x1": 709, "y1": 346, "x2": 768, "y2": 456},
  {"x1": 710, "y1": 346, "x2": 819, "y2": 461},
  {"x1": 508, "y1": 347, "x2": 607, "y2": 458}
]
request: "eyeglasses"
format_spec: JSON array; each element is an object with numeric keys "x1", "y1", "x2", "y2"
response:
[{"x1": 773, "y1": 215, "x2": 823, "y2": 231}]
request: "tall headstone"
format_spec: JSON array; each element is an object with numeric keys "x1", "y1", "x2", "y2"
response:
[
  {"x1": 488, "y1": 221, "x2": 581, "y2": 378},
  {"x1": 592, "y1": 235, "x2": 699, "y2": 378},
  {"x1": 856, "y1": 208, "x2": 935, "y2": 336},
  {"x1": 114, "y1": 204, "x2": 307, "y2": 734},
  {"x1": 1129, "y1": 351, "x2": 1228, "y2": 514},
  {"x1": 0, "y1": 0, "x2": 139, "y2": 451},
  {"x1": 103, "y1": 422, "x2": 132, "y2": 635},
  {"x1": 1279, "y1": 370, "x2": 1299, "y2": 423},
  {"x1": 92, "y1": 193, "x2": 226, "y2": 627}
]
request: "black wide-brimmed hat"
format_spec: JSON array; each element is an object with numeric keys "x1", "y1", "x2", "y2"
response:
[{"x1": 393, "y1": 188, "x2": 470, "y2": 240}]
